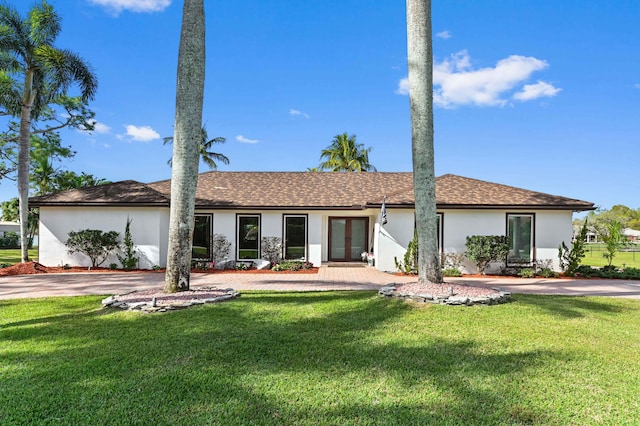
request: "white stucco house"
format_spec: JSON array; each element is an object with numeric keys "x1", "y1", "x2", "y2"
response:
[
  {"x1": 0, "y1": 220, "x2": 20, "y2": 237},
  {"x1": 29, "y1": 172, "x2": 595, "y2": 273}
]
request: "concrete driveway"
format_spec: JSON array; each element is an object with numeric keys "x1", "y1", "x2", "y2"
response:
[{"x1": 1, "y1": 266, "x2": 640, "y2": 300}]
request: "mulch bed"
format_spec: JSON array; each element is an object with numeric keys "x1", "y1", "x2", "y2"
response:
[{"x1": 0, "y1": 262, "x2": 319, "y2": 276}]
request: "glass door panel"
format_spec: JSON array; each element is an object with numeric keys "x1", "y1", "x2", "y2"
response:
[
  {"x1": 329, "y1": 217, "x2": 368, "y2": 261},
  {"x1": 330, "y1": 219, "x2": 346, "y2": 259},
  {"x1": 350, "y1": 219, "x2": 367, "y2": 260}
]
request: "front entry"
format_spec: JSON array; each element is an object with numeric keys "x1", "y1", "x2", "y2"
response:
[{"x1": 328, "y1": 217, "x2": 369, "y2": 261}]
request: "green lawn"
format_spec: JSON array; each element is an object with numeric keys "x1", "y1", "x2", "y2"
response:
[
  {"x1": 581, "y1": 243, "x2": 640, "y2": 268},
  {"x1": 2, "y1": 292, "x2": 640, "y2": 425},
  {"x1": 0, "y1": 248, "x2": 38, "y2": 265}
]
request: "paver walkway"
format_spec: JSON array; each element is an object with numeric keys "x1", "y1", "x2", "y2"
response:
[{"x1": 1, "y1": 265, "x2": 640, "y2": 299}]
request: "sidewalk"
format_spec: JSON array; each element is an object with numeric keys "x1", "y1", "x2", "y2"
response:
[{"x1": 1, "y1": 266, "x2": 640, "y2": 300}]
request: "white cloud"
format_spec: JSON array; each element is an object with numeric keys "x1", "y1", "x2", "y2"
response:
[
  {"x1": 236, "y1": 134, "x2": 259, "y2": 144},
  {"x1": 635, "y1": 83, "x2": 640, "y2": 89},
  {"x1": 88, "y1": 0, "x2": 171, "y2": 15},
  {"x1": 289, "y1": 108, "x2": 310, "y2": 119},
  {"x1": 396, "y1": 50, "x2": 560, "y2": 108},
  {"x1": 436, "y1": 30, "x2": 452, "y2": 39},
  {"x1": 395, "y1": 78, "x2": 410, "y2": 95},
  {"x1": 78, "y1": 120, "x2": 111, "y2": 134},
  {"x1": 124, "y1": 125, "x2": 160, "y2": 142},
  {"x1": 514, "y1": 80, "x2": 561, "y2": 101},
  {"x1": 93, "y1": 122, "x2": 111, "y2": 134}
]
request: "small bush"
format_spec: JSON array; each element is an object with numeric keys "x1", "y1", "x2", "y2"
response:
[
  {"x1": 465, "y1": 235, "x2": 511, "y2": 275},
  {"x1": 395, "y1": 231, "x2": 418, "y2": 274},
  {"x1": 261, "y1": 236, "x2": 282, "y2": 265},
  {"x1": 192, "y1": 261, "x2": 214, "y2": 270},
  {"x1": 621, "y1": 267, "x2": 640, "y2": 279},
  {"x1": 211, "y1": 234, "x2": 231, "y2": 264},
  {"x1": 575, "y1": 265, "x2": 596, "y2": 278},
  {"x1": 559, "y1": 219, "x2": 588, "y2": 276},
  {"x1": 518, "y1": 268, "x2": 535, "y2": 278},
  {"x1": 236, "y1": 262, "x2": 251, "y2": 270},
  {"x1": 0, "y1": 232, "x2": 19, "y2": 249},
  {"x1": 66, "y1": 229, "x2": 120, "y2": 267},
  {"x1": 109, "y1": 263, "x2": 118, "y2": 270},
  {"x1": 442, "y1": 268, "x2": 462, "y2": 277},
  {"x1": 117, "y1": 217, "x2": 138, "y2": 270},
  {"x1": 272, "y1": 260, "x2": 314, "y2": 271},
  {"x1": 0, "y1": 262, "x2": 12, "y2": 269},
  {"x1": 537, "y1": 268, "x2": 558, "y2": 278},
  {"x1": 442, "y1": 252, "x2": 466, "y2": 270}
]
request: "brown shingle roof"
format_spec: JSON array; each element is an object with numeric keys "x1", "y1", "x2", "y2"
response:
[
  {"x1": 30, "y1": 172, "x2": 595, "y2": 211},
  {"x1": 29, "y1": 180, "x2": 169, "y2": 207}
]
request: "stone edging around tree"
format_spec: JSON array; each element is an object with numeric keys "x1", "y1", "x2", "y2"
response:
[
  {"x1": 378, "y1": 285, "x2": 511, "y2": 306},
  {"x1": 102, "y1": 288, "x2": 240, "y2": 313}
]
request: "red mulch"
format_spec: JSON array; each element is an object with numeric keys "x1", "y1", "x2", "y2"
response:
[{"x1": 0, "y1": 262, "x2": 318, "y2": 276}]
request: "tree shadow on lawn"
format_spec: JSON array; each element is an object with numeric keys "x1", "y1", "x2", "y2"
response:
[
  {"x1": 510, "y1": 294, "x2": 637, "y2": 319},
  {"x1": 1, "y1": 292, "x2": 567, "y2": 424}
]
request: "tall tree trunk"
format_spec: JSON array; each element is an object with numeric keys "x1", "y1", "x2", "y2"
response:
[
  {"x1": 18, "y1": 70, "x2": 36, "y2": 263},
  {"x1": 164, "y1": 0, "x2": 206, "y2": 293},
  {"x1": 406, "y1": 0, "x2": 442, "y2": 284}
]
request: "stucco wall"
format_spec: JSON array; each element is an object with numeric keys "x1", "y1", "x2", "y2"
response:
[
  {"x1": 374, "y1": 209, "x2": 416, "y2": 272},
  {"x1": 208, "y1": 209, "x2": 380, "y2": 267},
  {"x1": 38, "y1": 207, "x2": 168, "y2": 268},
  {"x1": 438, "y1": 209, "x2": 573, "y2": 273},
  {"x1": 38, "y1": 205, "x2": 574, "y2": 272}
]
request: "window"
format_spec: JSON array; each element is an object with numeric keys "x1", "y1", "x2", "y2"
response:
[
  {"x1": 284, "y1": 215, "x2": 307, "y2": 260},
  {"x1": 192, "y1": 214, "x2": 212, "y2": 260},
  {"x1": 507, "y1": 214, "x2": 534, "y2": 263},
  {"x1": 436, "y1": 213, "x2": 443, "y2": 250},
  {"x1": 237, "y1": 215, "x2": 260, "y2": 259}
]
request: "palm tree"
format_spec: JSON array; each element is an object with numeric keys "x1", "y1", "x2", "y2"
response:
[
  {"x1": 164, "y1": 0, "x2": 206, "y2": 293},
  {"x1": 318, "y1": 132, "x2": 377, "y2": 172},
  {"x1": 0, "y1": 1, "x2": 97, "y2": 262},
  {"x1": 163, "y1": 125, "x2": 229, "y2": 170},
  {"x1": 406, "y1": 0, "x2": 442, "y2": 283}
]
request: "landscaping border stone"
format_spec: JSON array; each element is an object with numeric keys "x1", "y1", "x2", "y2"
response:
[{"x1": 378, "y1": 284, "x2": 510, "y2": 306}]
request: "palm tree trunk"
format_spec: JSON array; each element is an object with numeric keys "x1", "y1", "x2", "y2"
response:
[
  {"x1": 164, "y1": 0, "x2": 206, "y2": 293},
  {"x1": 406, "y1": 0, "x2": 442, "y2": 284},
  {"x1": 18, "y1": 70, "x2": 36, "y2": 263}
]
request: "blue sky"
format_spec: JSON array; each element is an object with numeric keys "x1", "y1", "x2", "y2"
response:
[{"x1": 2, "y1": 0, "x2": 639, "y2": 214}]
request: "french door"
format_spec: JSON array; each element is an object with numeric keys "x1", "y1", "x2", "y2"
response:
[{"x1": 328, "y1": 217, "x2": 368, "y2": 261}]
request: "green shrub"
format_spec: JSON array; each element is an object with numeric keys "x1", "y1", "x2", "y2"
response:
[
  {"x1": 395, "y1": 231, "x2": 418, "y2": 274},
  {"x1": 559, "y1": 219, "x2": 588, "y2": 276},
  {"x1": 192, "y1": 261, "x2": 214, "y2": 270},
  {"x1": 236, "y1": 262, "x2": 251, "y2": 270},
  {"x1": 621, "y1": 267, "x2": 640, "y2": 279},
  {"x1": 575, "y1": 265, "x2": 596, "y2": 278},
  {"x1": 261, "y1": 236, "x2": 282, "y2": 265},
  {"x1": 598, "y1": 265, "x2": 622, "y2": 279},
  {"x1": 0, "y1": 231, "x2": 19, "y2": 249},
  {"x1": 272, "y1": 260, "x2": 314, "y2": 271},
  {"x1": 211, "y1": 234, "x2": 231, "y2": 264},
  {"x1": 116, "y1": 217, "x2": 138, "y2": 270},
  {"x1": 537, "y1": 268, "x2": 559, "y2": 278},
  {"x1": 442, "y1": 268, "x2": 462, "y2": 277},
  {"x1": 518, "y1": 268, "x2": 536, "y2": 278},
  {"x1": 465, "y1": 235, "x2": 511, "y2": 275},
  {"x1": 65, "y1": 229, "x2": 120, "y2": 267},
  {"x1": 109, "y1": 263, "x2": 118, "y2": 270}
]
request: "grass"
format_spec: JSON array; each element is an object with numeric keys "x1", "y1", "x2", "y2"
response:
[
  {"x1": 2, "y1": 292, "x2": 640, "y2": 425},
  {"x1": 0, "y1": 248, "x2": 38, "y2": 265},
  {"x1": 581, "y1": 243, "x2": 640, "y2": 268}
]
